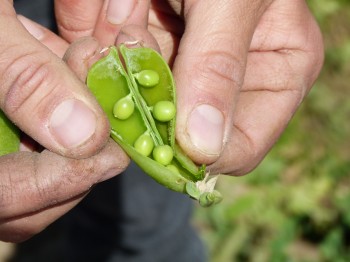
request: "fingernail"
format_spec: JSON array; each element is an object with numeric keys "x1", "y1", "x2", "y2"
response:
[
  {"x1": 187, "y1": 104, "x2": 225, "y2": 155},
  {"x1": 18, "y1": 15, "x2": 44, "y2": 40},
  {"x1": 107, "y1": 0, "x2": 135, "y2": 25},
  {"x1": 50, "y1": 99, "x2": 96, "y2": 148}
]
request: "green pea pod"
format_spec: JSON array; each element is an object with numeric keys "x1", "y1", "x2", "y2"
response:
[
  {"x1": 87, "y1": 44, "x2": 222, "y2": 206},
  {"x1": 112, "y1": 130, "x2": 189, "y2": 193},
  {"x1": 0, "y1": 109, "x2": 20, "y2": 156}
]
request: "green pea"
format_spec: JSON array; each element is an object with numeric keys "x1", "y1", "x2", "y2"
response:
[
  {"x1": 134, "y1": 134, "x2": 154, "y2": 157},
  {"x1": 113, "y1": 96, "x2": 135, "y2": 120},
  {"x1": 166, "y1": 164, "x2": 180, "y2": 174},
  {"x1": 152, "y1": 101, "x2": 176, "y2": 122},
  {"x1": 134, "y1": 70, "x2": 159, "y2": 87},
  {"x1": 153, "y1": 145, "x2": 174, "y2": 166}
]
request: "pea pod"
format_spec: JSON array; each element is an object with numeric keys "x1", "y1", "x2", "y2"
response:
[
  {"x1": 0, "y1": 109, "x2": 20, "y2": 156},
  {"x1": 87, "y1": 44, "x2": 222, "y2": 206}
]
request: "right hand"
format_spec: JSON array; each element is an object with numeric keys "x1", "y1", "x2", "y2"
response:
[{"x1": 0, "y1": 1, "x2": 129, "y2": 243}]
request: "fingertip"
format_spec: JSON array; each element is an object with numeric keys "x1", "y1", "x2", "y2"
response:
[
  {"x1": 17, "y1": 15, "x2": 45, "y2": 41},
  {"x1": 47, "y1": 96, "x2": 111, "y2": 159},
  {"x1": 97, "y1": 138, "x2": 130, "y2": 182},
  {"x1": 49, "y1": 99, "x2": 97, "y2": 150},
  {"x1": 17, "y1": 15, "x2": 69, "y2": 58},
  {"x1": 115, "y1": 25, "x2": 161, "y2": 53},
  {"x1": 176, "y1": 105, "x2": 225, "y2": 165},
  {"x1": 63, "y1": 36, "x2": 103, "y2": 81},
  {"x1": 1, "y1": 12, "x2": 109, "y2": 161},
  {"x1": 107, "y1": 0, "x2": 136, "y2": 25},
  {"x1": 187, "y1": 104, "x2": 225, "y2": 155}
]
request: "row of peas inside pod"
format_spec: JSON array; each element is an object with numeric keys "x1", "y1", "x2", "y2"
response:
[{"x1": 87, "y1": 44, "x2": 222, "y2": 207}]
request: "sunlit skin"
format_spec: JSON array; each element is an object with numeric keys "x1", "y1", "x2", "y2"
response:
[
  {"x1": 55, "y1": 0, "x2": 324, "y2": 173},
  {"x1": 0, "y1": 0, "x2": 323, "y2": 242}
]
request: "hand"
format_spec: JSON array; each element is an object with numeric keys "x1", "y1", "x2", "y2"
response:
[
  {"x1": 54, "y1": 0, "x2": 324, "y2": 177},
  {"x1": 148, "y1": 0, "x2": 324, "y2": 175},
  {"x1": 0, "y1": 2, "x2": 129, "y2": 242}
]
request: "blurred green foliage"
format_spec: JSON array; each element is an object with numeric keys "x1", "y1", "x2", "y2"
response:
[{"x1": 193, "y1": 1, "x2": 350, "y2": 261}]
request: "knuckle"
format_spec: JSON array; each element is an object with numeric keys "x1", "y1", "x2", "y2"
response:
[
  {"x1": 63, "y1": 161, "x2": 95, "y2": 188},
  {"x1": 232, "y1": 151, "x2": 261, "y2": 177},
  {"x1": 56, "y1": 142, "x2": 129, "y2": 189},
  {"x1": 1, "y1": 52, "x2": 54, "y2": 116},
  {"x1": 0, "y1": 184, "x2": 14, "y2": 214},
  {"x1": 53, "y1": 157, "x2": 99, "y2": 196},
  {"x1": 192, "y1": 50, "x2": 244, "y2": 93},
  {"x1": 214, "y1": 128, "x2": 263, "y2": 176},
  {"x1": 36, "y1": 151, "x2": 93, "y2": 203}
]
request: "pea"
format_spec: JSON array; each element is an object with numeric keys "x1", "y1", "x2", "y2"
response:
[
  {"x1": 0, "y1": 109, "x2": 20, "y2": 156},
  {"x1": 113, "y1": 96, "x2": 134, "y2": 120},
  {"x1": 153, "y1": 145, "x2": 174, "y2": 166},
  {"x1": 166, "y1": 164, "x2": 180, "y2": 174},
  {"x1": 134, "y1": 70, "x2": 159, "y2": 87},
  {"x1": 152, "y1": 101, "x2": 176, "y2": 122},
  {"x1": 134, "y1": 134, "x2": 154, "y2": 157},
  {"x1": 87, "y1": 45, "x2": 222, "y2": 206}
]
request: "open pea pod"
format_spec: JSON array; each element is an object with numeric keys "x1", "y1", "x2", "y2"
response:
[
  {"x1": 87, "y1": 44, "x2": 222, "y2": 206},
  {"x1": 0, "y1": 109, "x2": 20, "y2": 156}
]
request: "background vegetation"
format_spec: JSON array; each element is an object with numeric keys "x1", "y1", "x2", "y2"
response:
[{"x1": 193, "y1": 1, "x2": 350, "y2": 261}]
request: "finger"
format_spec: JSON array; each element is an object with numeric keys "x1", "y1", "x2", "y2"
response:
[
  {"x1": 148, "y1": 6, "x2": 184, "y2": 64},
  {"x1": 63, "y1": 37, "x2": 104, "y2": 82},
  {"x1": 93, "y1": 0, "x2": 151, "y2": 46},
  {"x1": 173, "y1": 0, "x2": 273, "y2": 164},
  {"x1": 54, "y1": 0, "x2": 103, "y2": 43},
  {"x1": 0, "y1": 139, "x2": 129, "y2": 243},
  {"x1": 115, "y1": 24, "x2": 160, "y2": 51},
  {"x1": 0, "y1": 197, "x2": 83, "y2": 243},
  {"x1": 63, "y1": 26, "x2": 160, "y2": 84},
  {"x1": 17, "y1": 15, "x2": 69, "y2": 58},
  {"x1": 209, "y1": 0, "x2": 324, "y2": 175},
  {"x1": 0, "y1": 3, "x2": 110, "y2": 158}
]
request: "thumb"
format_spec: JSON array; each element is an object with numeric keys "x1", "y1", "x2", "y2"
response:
[
  {"x1": 0, "y1": 4, "x2": 109, "y2": 158},
  {"x1": 174, "y1": 0, "x2": 272, "y2": 164}
]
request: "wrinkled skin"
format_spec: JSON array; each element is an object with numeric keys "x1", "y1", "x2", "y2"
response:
[
  {"x1": 54, "y1": 0, "x2": 324, "y2": 174},
  {"x1": 0, "y1": 0, "x2": 323, "y2": 242},
  {"x1": 0, "y1": 2, "x2": 130, "y2": 243}
]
